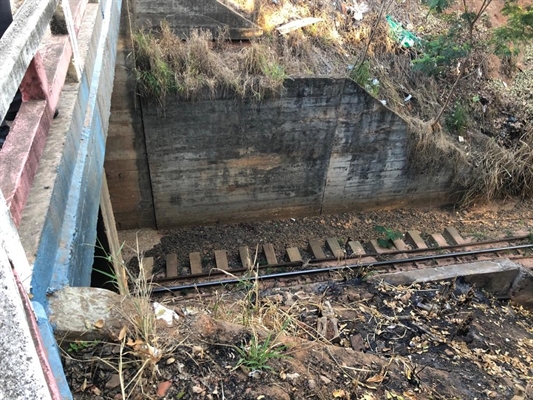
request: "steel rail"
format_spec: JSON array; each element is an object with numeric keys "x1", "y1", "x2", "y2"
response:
[
  {"x1": 152, "y1": 235, "x2": 532, "y2": 283},
  {"x1": 151, "y1": 242, "x2": 533, "y2": 293}
]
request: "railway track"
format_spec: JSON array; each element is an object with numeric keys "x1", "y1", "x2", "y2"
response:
[{"x1": 148, "y1": 227, "x2": 533, "y2": 294}]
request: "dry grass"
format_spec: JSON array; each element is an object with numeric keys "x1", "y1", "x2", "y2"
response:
[
  {"x1": 462, "y1": 130, "x2": 533, "y2": 206},
  {"x1": 132, "y1": 0, "x2": 533, "y2": 205}
]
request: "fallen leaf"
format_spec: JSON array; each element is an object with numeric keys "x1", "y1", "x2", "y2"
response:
[
  {"x1": 157, "y1": 381, "x2": 172, "y2": 398},
  {"x1": 332, "y1": 389, "x2": 347, "y2": 398},
  {"x1": 118, "y1": 326, "x2": 127, "y2": 341},
  {"x1": 93, "y1": 319, "x2": 105, "y2": 329},
  {"x1": 366, "y1": 374, "x2": 384, "y2": 384}
]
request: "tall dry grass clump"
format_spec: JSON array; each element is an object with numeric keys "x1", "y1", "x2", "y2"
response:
[
  {"x1": 406, "y1": 117, "x2": 468, "y2": 175},
  {"x1": 133, "y1": 22, "x2": 289, "y2": 104},
  {"x1": 462, "y1": 131, "x2": 533, "y2": 206}
]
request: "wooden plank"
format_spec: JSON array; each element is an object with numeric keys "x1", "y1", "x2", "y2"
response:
[
  {"x1": 443, "y1": 226, "x2": 466, "y2": 245},
  {"x1": 215, "y1": 250, "x2": 229, "y2": 270},
  {"x1": 308, "y1": 239, "x2": 326, "y2": 260},
  {"x1": 406, "y1": 230, "x2": 428, "y2": 249},
  {"x1": 263, "y1": 243, "x2": 278, "y2": 265},
  {"x1": 165, "y1": 253, "x2": 178, "y2": 278},
  {"x1": 239, "y1": 246, "x2": 252, "y2": 268},
  {"x1": 326, "y1": 238, "x2": 344, "y2": 258},
  {"x1": 393, "y1": 238, "x2": 408, "y2": 251},
  {"x1": 189, "y1": 252, "x2": 202, "y2": 275},
  {"x1": 142, "y1": 257, "x2": 154, "y2": 280},
  {"x1": 100, "y1": 171, "x2": 127, "y2": 292},
  {"x1": 369, "y1": 239, "x2": 394, "y2": 254},
  {"x1": 286, "y1": 247, "x2": 302, "y2": 263},
  {"x1": 347, "y1": 241, "x2": 365, "y2": 256},
  {"x1": 430, "y1": 233, "x2": 448, "y2": 248}
]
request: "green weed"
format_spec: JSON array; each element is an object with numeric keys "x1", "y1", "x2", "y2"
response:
[
  {"x1": 68, "y1": 340, "x2": 100, "y2": 353},
  {"x1": 375, "y1": 225, "x2": 402, "y2": 249},
  {"x1": 235, "y1": 332, "x2": 287, "y2": 371}
]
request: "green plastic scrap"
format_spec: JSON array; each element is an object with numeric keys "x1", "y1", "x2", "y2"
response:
[{"x1": 386, "y1": 15, "x2": 421, "y2": 48}]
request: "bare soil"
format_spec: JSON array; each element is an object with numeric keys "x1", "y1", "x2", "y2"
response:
[
  {"x1": 62, "y1": 199, "x2": 533, "y2": 399},
  {"x1": 64, "y1": 276, "x2": 533, "y2": 399}
]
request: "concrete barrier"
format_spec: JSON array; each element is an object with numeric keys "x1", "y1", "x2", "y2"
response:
[{"x1": 371, "y1": 259, "x2": 533, "y2": 308}]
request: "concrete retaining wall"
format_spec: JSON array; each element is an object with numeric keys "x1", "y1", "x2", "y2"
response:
[
  {"x1": 104, "y1": 8, "x2": 156, "y2": 229},
  {"x1": 137, "y1": 77, "x2": 451, "y2": 228}
]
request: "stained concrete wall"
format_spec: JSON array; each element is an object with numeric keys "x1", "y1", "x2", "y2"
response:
[
  {"x1": 139, "y1": 77, "x2": 451, "y2": 228},
  {"x1": 134, "y1": 0, "x2": 262, "y2": 39},
  {"x1": 104, "y1": 0, "x2": 156, "y2": 230}
]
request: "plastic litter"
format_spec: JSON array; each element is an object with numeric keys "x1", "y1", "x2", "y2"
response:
[
  {"x1": 380, "y1": 100, "x2": 387, "y2": 106},
  {"x1": 153, "y1": 302, "x2": 180, "y2": 326},
  {"x1": 347, "y1": 1, "x2": 369, "y2": 21},
  {"x1": 277, "y1": 18, "x2": 323, "y2": 35},
  {"x1": 386, "y1": 15, "x2": 421, "y2": 48},
  {"x1": 404, "y1": 94, "x2": 412, "y2": 102}
]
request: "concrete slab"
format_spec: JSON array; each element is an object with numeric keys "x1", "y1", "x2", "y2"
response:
[
  {"x1": 370, "y1": 259, "x2": 521, "y2": 298},
  {"x1": 510, "y1": 267, "x2": 533, "y2": 308}
]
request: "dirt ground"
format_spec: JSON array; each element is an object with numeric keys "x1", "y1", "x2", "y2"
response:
[
  {"x1": 59, "y1": 199, "x2": 533, "y2": 400},
  {"x1": 63, "y1": 274, "x2": 533, "y2": 399}
]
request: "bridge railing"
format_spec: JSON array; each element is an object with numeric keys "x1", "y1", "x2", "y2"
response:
[{"x1": 0, "y1": 0, "x2": 60, "y2": 123}]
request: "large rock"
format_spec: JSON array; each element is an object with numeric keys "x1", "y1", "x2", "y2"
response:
[{"x1": 48, "y1": 286, "x2": 132, "y2": 341}]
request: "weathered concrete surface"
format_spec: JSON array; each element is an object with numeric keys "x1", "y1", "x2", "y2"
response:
[
  {"x1": 104, "y1": 1, "x2": 156, "y2": 229},
  {"x1": 139, "y1": 77, "x2": 451, "y2": 228},
  {"x1": 48, "y1": 287, "x2": 131, "y2": 341},
  {"x1": 134, "y1": 0, "x2": 262, "y2": 40},
  {"x1": 510, "y1": 268, "x2": 533, "y2": 308},
  {"x1": 20, "y1": 0, "x2": 122, "y2": 301},
  {"x1": 0, "y1": 244, "x2": 53, "y2": 400},
  {"x1": 371, "y1": 259, "x2": 533, "y2": 307},
  {"x1": 0, "y1": 0, "x2": 59, "y2": 121}
]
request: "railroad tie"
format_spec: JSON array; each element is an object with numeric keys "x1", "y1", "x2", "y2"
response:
[
  {"x1": 392, "y1": 238, "x2": 408, "y2": 251},
  {"x1": 430, "y1": 233, "x2": 448, "y2": 248},
  {"x1": 369, "y1": 239, "x2": 395, "y2": 253},
  {"x1": 308, "y1": 239, "x2": 326, "y2": 260},
  {"x1": 142, "y1": 256, "x2": 154, "y2": 281},
  {"x1": 326, "y1": 238, "x2": 345, "y2": 258},
  {"x1": 286, "y1": 247, "x2": 302, "y2": 263},
  {"x1": 189, "y1": 252, "x2": 203, "y2": 275},
  {"x1": 263, "y1": 243, "x2": 278, "y2": 265},
  {"x1": 214, "y1": 250, "x2": 229, "y2": 270},
  {"x1": 239, "y1": 246, "x2": 252, "y2": 268},
  {"x1": 347, "y1": 241, "x2": 365, "y2": 256},
  {"x1": 443, "y1": 226, "x2": 466, "y2": 245},
  {"x1": 166, "y1": 254, "x2": 178, "y2": 278},
  {"x1": 406, "y1": 230, "x2": 428, "y2": 249}
]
